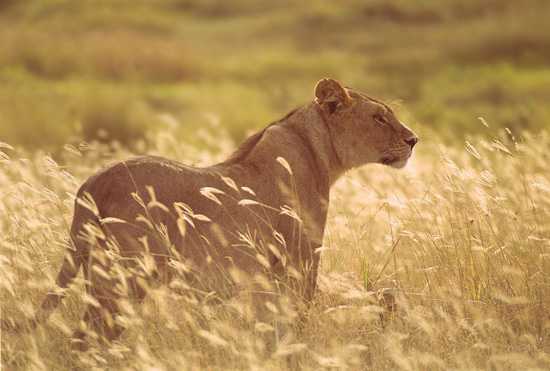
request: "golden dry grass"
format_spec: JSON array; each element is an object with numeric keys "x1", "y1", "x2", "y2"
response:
[{"x1": 1, "y1": 125, "x2": 549, "y2": 370}]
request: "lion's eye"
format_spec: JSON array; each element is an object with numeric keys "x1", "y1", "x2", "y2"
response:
[
  {"x1": 327, "y1": 101, "x2": 340, "y2": 114},
  {"x1": 373, "y1": 114, "x2": 388, "y2": 125}
]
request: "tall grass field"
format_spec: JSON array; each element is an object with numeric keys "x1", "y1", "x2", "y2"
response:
[
  {"x1": 1, "y1": 126, "x2": 549, "y2": 370},
  {"x1": 1, "y1": 0, "x2": 550, "y2": 370}
]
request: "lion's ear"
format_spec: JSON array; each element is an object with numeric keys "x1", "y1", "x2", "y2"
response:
[{"x1": 314, "y1": 78, "x2": 351, "y2": 114}]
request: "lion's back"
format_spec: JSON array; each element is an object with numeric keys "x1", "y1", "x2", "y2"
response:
[{"x1": 72, "y1": 155, "x2": 273, "y2": 273}]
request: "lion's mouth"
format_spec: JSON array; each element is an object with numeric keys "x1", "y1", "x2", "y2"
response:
[
  {"x1": 380, "y1": 156, "x2": 398, "y2": 165},
  {"x1": 380, "y1": 152, "x2": 411, "y2": 168}
]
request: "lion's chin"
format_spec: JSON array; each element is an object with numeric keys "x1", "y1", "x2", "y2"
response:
[
  {"x1": 380, "y1": 155, "x2": 409, "y2": 169},
  {"x1": 390, "y1": 159, "x2": 409, "y2": 169}
]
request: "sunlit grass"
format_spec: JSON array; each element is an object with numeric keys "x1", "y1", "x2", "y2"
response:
[
  {"x1": 1, "y1": 125, "x2": 549, "y2": 370},
  {"x1": 1, "y1": 0, "x2": 550, "y2": 368}
]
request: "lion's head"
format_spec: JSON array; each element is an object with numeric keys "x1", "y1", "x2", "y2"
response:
[{"x1": 315, "y1": 78, "x2": 418, "y2": 169}]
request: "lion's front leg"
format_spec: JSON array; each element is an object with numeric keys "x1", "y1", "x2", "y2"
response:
[
  {"x1": 303, "y1": 246, "x2": 320, "y2": 303},
  {"x1": 284, "y1": 234, "x2": 321, "y2": 305}
]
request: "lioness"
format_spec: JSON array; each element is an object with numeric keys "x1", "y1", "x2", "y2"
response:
[{"x1": 5, "y1": 78, "x2": 417, "y2": 348}]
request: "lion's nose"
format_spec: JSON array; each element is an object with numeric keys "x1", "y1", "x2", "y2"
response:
[{"x1": 404, "y1": 136, "x2": 418, "y2": 149}]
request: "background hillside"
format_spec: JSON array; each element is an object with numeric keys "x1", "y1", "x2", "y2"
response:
[{"x1": 1, "y1": 0, "x2": 550, "y2": 149}]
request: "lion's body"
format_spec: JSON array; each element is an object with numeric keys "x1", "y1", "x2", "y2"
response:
[
  {"x1": 7, "y1": 79, "x2": 418, "y2": 348},
  {"x1": 71, "y1": 104, "x2": 337, "y2": 295},
  {"x1": 73, "y1": 125, "x2": 329, "y2": 287}
]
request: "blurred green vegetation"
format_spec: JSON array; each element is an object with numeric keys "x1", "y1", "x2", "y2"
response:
[{"x1": 1, "y1": 0, "x2": 549, "y2": 148}]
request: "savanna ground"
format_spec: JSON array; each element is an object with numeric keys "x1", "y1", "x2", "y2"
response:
[{"x1": 1, "y1": 1, "x2": 550, "y2": 370}]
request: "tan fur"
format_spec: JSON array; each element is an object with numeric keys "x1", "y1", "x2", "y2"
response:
[{"x1": 5, "y1": 79, "x2": 417, "y2": 347}]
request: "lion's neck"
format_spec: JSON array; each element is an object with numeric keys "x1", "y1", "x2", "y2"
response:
[
  {"x1": 282, "y1": 103, "x2": 345, "y2": 187},
  {"x1": 219, "y1": 104, "x2": 345, "y2": 196}
]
